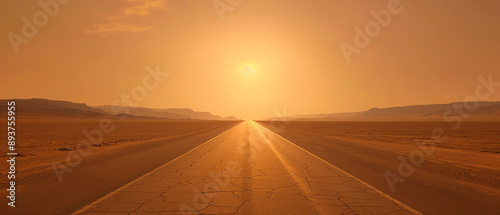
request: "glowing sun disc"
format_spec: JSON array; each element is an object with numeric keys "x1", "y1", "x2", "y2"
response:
[{"x1": 242, "y1": 64, "x2": 256, "y2": 75}]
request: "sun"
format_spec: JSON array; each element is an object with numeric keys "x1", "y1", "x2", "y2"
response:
[{"x1": 242, "y1": 64, "x2": 257, "y2": 75}]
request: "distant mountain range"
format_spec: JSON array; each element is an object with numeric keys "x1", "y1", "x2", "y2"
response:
[
  {"x1": 2, "y1": 99, "x2": 499, "y2": 121},
  {"x1": 0, "y1": 98, "x2": 110, "y2": 117},
  {"x1": 269, "y1": 101, "x2": 500, "y2": 121},
  {"x1": 0, "y1": 98, "x2": 239, "y2": 120},
  {"x1": 95, "y1": 105, "x2": 238, "y2": 121}
]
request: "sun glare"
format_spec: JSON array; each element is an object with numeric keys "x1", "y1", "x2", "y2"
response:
[{"x1": 242, "y1": 64, "x2": 257, "y2": 75}]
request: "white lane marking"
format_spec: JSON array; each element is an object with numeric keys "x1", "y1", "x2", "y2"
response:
[
  {"x1": 72, "y1": 123, "x2": 242, "y2": 214},
  {"x1": 252, "y1": 122, "x2": 315, "y2": 196},
  {"x1": 253, "y1": 121, "x2": 422, "y2": 215},
  {"x1": 314, "y1": 145, "x2": 325, "y2": 151}
]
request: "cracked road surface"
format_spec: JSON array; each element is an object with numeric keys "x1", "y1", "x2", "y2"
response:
[{"x1": 74, "y1": 121, "x2": 421, "y2": 215}]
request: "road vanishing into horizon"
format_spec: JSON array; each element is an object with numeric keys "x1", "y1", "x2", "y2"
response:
[
  {"x1": 2, "y1": 120, "x2": 498, "y2": 214},
  {"x1": 72, "y1": 121, "x2": 418, "y2": 215}
]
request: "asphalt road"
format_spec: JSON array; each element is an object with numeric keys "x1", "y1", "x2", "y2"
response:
[
  {"x1": 73, "y1": 121, "x2": 418, "y2": 215},
  {"x1": 257, "y1": 121, "x2": 500, "y2": 214},
  {"x1": 1, "y1": 121, "x2": 241, "y2": 215}
]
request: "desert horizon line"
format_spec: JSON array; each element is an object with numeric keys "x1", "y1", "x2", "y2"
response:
[{"x1": 3, "y1": 97, "x2": 500, "y2": 120}]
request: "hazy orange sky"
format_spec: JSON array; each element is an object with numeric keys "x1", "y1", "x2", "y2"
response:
[{"x1": 1, "y1": 0, "x2": 499, "y2": 119}]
